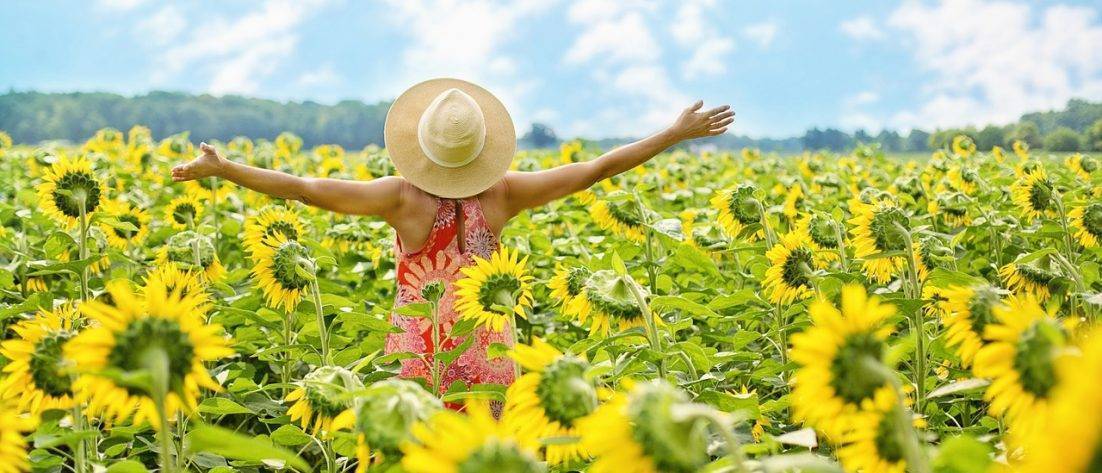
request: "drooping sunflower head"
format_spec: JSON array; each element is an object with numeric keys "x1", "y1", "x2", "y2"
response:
[
  {"x1": 156, "y1": 230, "x2": 225, "y2": 282},
  {"x1": 548, "y1": 265, "x2": 590, "y2": 308},
  {"x1": 933, "y1": 193, "x2": 972, "y2": 227},
  {"x1": 243, "y1": 205, "x2": 305, "y2": 255},
  {"x1": 711, "y1": 183, "x2": 762, "y2": 241},
  {"x1": 891, "y1": 174, "x2": 924, "y2": 201},
  {"x1": 351, "y1": 379, "x2": 442, "y2": 469},
  {"x1": 0, "y1": 304, "x2": 80, "y2": 414},
  {"x1": 947, "y1": 165, "x2": 979, "y2": 195},
  {"x1": 578, "y1": 380, "x2": 711, "y2": 473},
  {"x1": 974, "y1": 294, "x2": 1070, "y2": 440},
  {"x1": 999, "y1": 257, "x2": 1060, "y2": 301},
  {"x1": 942, "y1": 284, "x2": 1006, "y2": 367},
  {"x1": 579, "y1": 269, "x2": 648, "y2": 336},
  {"x1": 763, "y1": 230, "x2": 823, "y2": 305},
  {"x1": 951, "y1": 134, "x2": 976, "y2": 158},
  {"x1": 251, "y1": 233, "x2": 313, "y2": 312},
  {"x1": 1010, "y1": 169, "x2": 1057, "y2": 222},
  {"x1": 454, "y1": 247, "x2": 534, "y2": 332},
  {"x1": 65, "y1": 278, "x2": 233, "y2": 428},
  {"x1": 790, "y1": 284, "x2": 897, "y2": 439},
  {"x1": 36, "y1": 155, "x2": 107, "y2": 228},
  {"x1": 1070, "y1": 202, "x2": 1102, "y2": 248},
  {"x1": 837, "y1": 388, "x2": 909, "y2": 473},
  {"x1": 1066, "y1": 153, "x2": 1098, "y2": 181},
  {"x1": 163, "y1": 194, "x2": 205, "y2": 230},
  {"x1": 800, "y1": 213, "x2": 841, "y2": 251},
  {"x1": 145, "y1": 263, "x2": 207, "y2": 305},
  {"x1": 0, "y1": 399, "x2": 37, "y2": 472},
  {"x1": 1013, "y1": 140, "x2": 1030, "y2": 159},
  {"x1": 401, "y1": 402, "x2": 543, "y2": 473},
  {"x1": 506, "y1": 338, "x2": 598, "y2": 465},
  {"x1": 99, "y1": 199, "x2": 151, "y2": 249},
  {"x1": 285, "y1": 365, "x2": 362, "y2": 438},
  {"x1": 849, "y1": 200, "x2": 910, "y2": 284},
  {"x1": 592, "y1": 196, "x2": 647, "y2": 242}
]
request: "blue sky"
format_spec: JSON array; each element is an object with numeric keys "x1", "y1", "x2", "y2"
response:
[{"x1": 3, "y1": 0, "x2": 1101, "y2": 138}]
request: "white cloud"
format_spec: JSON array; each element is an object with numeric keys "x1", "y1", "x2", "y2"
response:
[
  {"x1": 743, "y1": 21, "x2": 778, "y2": 48},
  {"x1": 97, "y1": 0, "x2": 147, "y2": 11},
  {"x1": 565, "y1": 12, "x2": 659, "y2": 65},
  {"x1": 839, "y1": 16, "x2": 885, "y2": 41},
  {"x1": 135, "y1": 5, "x2": 187, "y2": 46},
  {"x1": 669, "y1": 0, "x2": 736, "y2": 79},
  {"x1": 152, "y1": 0, "x2": 329, "y2": 95},
  {"x1": 888, "y1": 0, "x2": 1102, "y2": 129},
  {"x1": 840, "y1": 91, "x2": 882, "y2": 131},
  {"x1": 296, "y1": 64, "x2": 342, "y2": 88}
]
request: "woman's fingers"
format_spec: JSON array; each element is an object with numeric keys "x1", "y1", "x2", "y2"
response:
[
  {"x1": 704, "y1": 105, "x2": 731, "y2": 117},
  {"x1": 710, "y1": 117, "x2": 735, "y2": 128},
  {"x1": 685, "y1": 100, "x2": 704, "y2": 113}
]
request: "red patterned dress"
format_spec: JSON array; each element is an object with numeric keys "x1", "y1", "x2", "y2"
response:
[{"x1": 385, "y1": 197, "x2": 516, "y2": 395}]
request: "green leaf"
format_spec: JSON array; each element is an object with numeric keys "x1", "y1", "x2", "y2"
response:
[
  {"x1": 198, "y1": 397, "x2": 255, "y2": 416},
  {"x1": 270, "y1": 424, "x2": 312, "y2": 447},
  {"x1": 611, "y1": 251, "x2": 628, "y2": 275},
  {"x1": 932, "y1": 435, "x2": 993, "y2": 473},
  {"x1": 187, "y1": 423, "x2": 310, "y2": 472},
  {"x1": 105, "y1": 460, "x2": 149, "y2": 473},
  {"x1": 774, "y1": 428, "x2": 818, "y2": 448},
  {"x1": 395, "y1": 302, "x2": 432, "y2": 319},
  {"x1": 487, "y1": 342, "x2": 510, "y2": 360},
  {"x1": 436, "y1": 335, "x2": 474, "y2": 366},
  {"x1": 928, "y1": 378, "x2": 990, "y2": 398},
  {"x1": 695, "y1": 391, "x2": 758, "y2": 420},
  {"x1": 650, "y1": 295, "x2": 719, "y2": 318},
  {"x1": 758, "y1": 453, "x2": 842, "y2": 473}
]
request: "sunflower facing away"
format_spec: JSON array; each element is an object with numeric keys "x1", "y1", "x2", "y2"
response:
[
  {"x1": 163, "y1": 193, "x2": 205, "y2": 230},
  {"x1": 64, "y1": 277, "x2": 233, "y2": 428},
  {"x1": 99, "y1": 199, "x2": 151, "y2": 249},
  {"x1": 939, "y1": 284, "x2": 1005, "y2": 367},
  {"x1": 156, "y1": 230, "x2": 226, "y2": 282},
  {"x1": 0, "y1": 305, "x2": 80, "y2": 414},
  {"x1": 973, "y1": 294, "x2": 1071, "y2": 445},
  {"x1": 797, "y1": 213, "x2": 841, "y2": 261},
  {"x1": 506, "y1": 338, "x2": 599, "y2": 466},
  {"x1": 592, "y1": 197, "x2": 646, "y2": 243},
  {"x1": 849, "y1": 200, "x2": 910, "y2": 284},
  {"x1": 836, "y1": 387, "x2": 910, "y2": 473},
  {"x1": 243, "y1": 205, "x2": 305, "y2": 256},
  {"x1": 0, "y1": 398, "x2": 37, "y2": 473},
  {"x1": 789, "y1": 284, "x2": 897, "y2": 440},
  {"x1": 285, "y1": 365, "x2": 361, "y2": 438},
  {"x1": 401, "y1": 401, "x2": 543, "y2": 473},
  {"x1": 576, "y1": 269, "x2": 650, "y2": 336},
  {"x1": 1065, "y1": 153, "x2": 1098, "y2": 181},
  {"x1": 1010, "y1": 168, "x2": 1057, "y2": 222},
  {"x1": 454, "y1": 247, "x2": 534, "y2": 332},
  {"x1": 548, "y1": 265, "x2": 593, "y2": 324},
  {"x1": 36, "y1": 155, "x2": 108, "y2": 228},
  {"x1": 251, "y1": 233, "x2": 312, "y2": 312},
  {"x1": 577, "y1": 380, "x2": 711, "y2": 473},
  {"x1": 763, "y1": 230, "x2": 825, "y2": 305},
  {"x1": 711, "y1": 183, "x2": 762, "y2": 241},
  {"x1": 1070, "y1": 202, "x2": 1102, "y2": 248},
  {"x1": 351, "y1": 379, "x2": 442, "y2": 471},
  {"x1": 1018, "y1": 327, "x2": 1102, "y2": 473},
  {"x1": 998, "y1": 257, "x2": 1060, "y2": 301}
]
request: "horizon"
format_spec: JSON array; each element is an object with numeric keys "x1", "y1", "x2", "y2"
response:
[{"x1": 4, "y1": 0, "x2": 1102, "y2": 139}]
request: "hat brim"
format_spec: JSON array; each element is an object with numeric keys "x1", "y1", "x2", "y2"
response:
[{"x1": 385, "y1": 78, "x2": 516, "y2": 198}]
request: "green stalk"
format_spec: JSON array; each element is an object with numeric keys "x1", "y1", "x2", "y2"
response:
[
  {"x1": 308, "y1": 276, "x2": 331, "y2": 366},
  {"x1": 76, "y1": 192, "x2": 90, "y2": 301},
  {"x1": 626, "y1": 277, "x2": 666, "y2": 379},
  {"x1": 860, "y1": 357, "x2": 932, "y2": 473},
  {"x1": 632, "y1": 193, "x2": 658, "y2": 294},
  {"x1": 429, "y1": 300, "x2": 441, "y2": 396},
  {"x1": 211, "y1": 177, "x2": 220, "y2": 250},
  {"x1": 186, "y1": 215, "x2": 203, "y2": 271},
  {"x1": 895, "y1": 223, "x2": 927, "y2": 414},
  {"x1": 833, "y1": 219, "x2": 849, "y2": 270},
  {"x1": 143, "y1": 347, "x2": 177, "y2": 473}
]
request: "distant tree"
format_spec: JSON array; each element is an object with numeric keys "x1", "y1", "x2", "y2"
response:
[
  {"x1": 520, "y1": 123, "x2": 559, "y2": 149},
  {"x1": 975, "y1": 125, "x2": 1006, "y2": 151},
  {"x1": 1007, "y1": 121, "x2": 1042, "y2": 149},
  {"x1": 854, "y1": 129, "x2": 873, "y2": 144},
  {"x1": 1043, "y1": 127, "x2": 1083, "y2": 151},
  {"x1": 801, "y1": 127, "x2": 853, "y2": 151},
  {"x1": 904, "y1": 129, "x2": 931, "y2": 152},
  {"x1": 1088, "y1": 118, "x2": 1102, "y2": 151},
  {"x1": 875, "y1": 130, "x2": 902, "y2": 151}
]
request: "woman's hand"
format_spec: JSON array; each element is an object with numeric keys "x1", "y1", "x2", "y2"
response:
[
  {"x1": 667, "y1": 100, "x2": 735, "y2": 141},
  {"x1": 171, "y1": 142, "x2": 226, "y2": 182}
]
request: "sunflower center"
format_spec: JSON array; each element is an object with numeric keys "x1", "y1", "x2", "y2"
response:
[
  {"x1": 477, "y1": 274, "x2": 521, "y2": 314},
  {"x1": 1082, "y1": 157, "x2": 1099, "y2": 173},
  {"x1": 830, "y1": 332, "x2": 886, "y2": 404},
  {"x1": 1083, "y1": 203, "x2": 1102, "y2": 238},
  {"x1": 535, "y1": 356, "x2": 596, "y2": 426},
  {"x1": 272, "y1": 241, "x2": 312, "y2": 290},
  {"x1": 869, "y1": 207, "x2": 908, "y2": 252},
  {"x1": 107, "y1": 318, "x2": 195, "y2": 395},
  {"x1": 457, "y1": 441, "x2": 544, "y2": 473},
  {"x1": 873, "y1": 410, "x2": 906, "y2": 464},
  {"x1": 628, "y1": 383, "x2": 709, "y2": 473},
  {"x1": 782, "y1": 247, "x2": 815, "y2": 288},
  {"x1": 565, "y1": 267, "x2": 590, "y2": 297},
  {"x1": 53, "y1": 171, "x2": 102, "y2": 218},
  {"x1": 1012, "y1": 320, "x2": 1064, "y2": 398},
  {"x1": 265, "y1": 221, "x2": 299, "y2": 241},
  {"x1": 112, "y1": 214, "x2": 142, "y2": 239},
  {"x1": 30, "y1": 331, "x2": 76, "y2": 397},
  {"x1": 1028, "y1": 180, "x2": 1053, "y2": 212},
  {"x1": 966, "y1": 286, "x2": 1000, "y2": 335},
  {"x1": 172, "y1": 203, "x2": 197, "y2": 226}
]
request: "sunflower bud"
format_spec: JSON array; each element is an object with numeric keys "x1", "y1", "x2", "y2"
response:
[
  {"x1": 162, "y1": 231, "x2": 217, "y2": 272},
  {"x1": 624, "y1": 381, "x2": 711, "y2": 473},
  {"x1": 352, "y1": 379, "x2": 442, "y2": 457},
  {"x1": 420, "y1": 279, "x2": 445, "y2": 304},
  {"x1": 537, "y1": 356, "x2": 597, "y2": 425}
]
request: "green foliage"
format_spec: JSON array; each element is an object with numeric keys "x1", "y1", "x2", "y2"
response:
[{"x1": 1043, "y1": 126, "x2": 1084, "y2": 152}]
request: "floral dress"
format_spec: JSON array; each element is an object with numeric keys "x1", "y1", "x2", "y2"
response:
[{"x1": 385, "y1": 197, "x2": 516, "y2": 395}]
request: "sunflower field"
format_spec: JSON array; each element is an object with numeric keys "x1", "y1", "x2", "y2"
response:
[{"x1": 0, "y1": 126, "x2": 1100, "y2": 473}]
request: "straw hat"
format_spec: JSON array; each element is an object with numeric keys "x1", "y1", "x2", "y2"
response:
[{"x1": 384, "y1": 78, "x2": 516, "y2": 198}]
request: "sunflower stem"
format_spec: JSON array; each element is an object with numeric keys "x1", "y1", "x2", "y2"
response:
[
  {"x1": 211, "y1": 176, "x2": 220, "y2": 251},
  {"x1": 833, "y1": 218, "x2": 849, "y2": 271},
  {"x1": 632, "y1": 192, "x2": 659, "y2": 294},
  {"x1": 429, "y1": 300, "x2": 442, "y2": 396},
  {"x1": 895, "y1": 222, "x2": 927, "y2": 415},
  {"x1": 77, "y1": 192, "x2": 90, "y2": 302},
  {"x1": 626, "y1": 276, "x2": 666, "y2": 379},
  {"x1": 308, "y1": 275, "x2": 331, "y2": 366},
  {"x1": 859, "y1": 357, "x2": 932, "y2": 473},
  {"x1": 143, "y1": 347, "x2": 177, "y2": 473},
  {"x1": 71, "y1": 405, "x2": 89, "y2": 473}
]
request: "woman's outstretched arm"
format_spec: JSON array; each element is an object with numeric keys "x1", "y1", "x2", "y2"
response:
[
  {"x1": 171, "y1": 143, "x2": 403, "y2": 218},
  {"x1": 501, "y1": 101, "x2": 733, "y2": 216}
]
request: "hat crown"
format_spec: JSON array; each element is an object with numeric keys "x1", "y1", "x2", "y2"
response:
[{"x1": 417, "y1": 88, "x2": 486, "y2": 168}]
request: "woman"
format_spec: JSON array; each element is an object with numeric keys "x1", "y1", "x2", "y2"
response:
[{"x1": 172, "y1": 78, "x2": 733, "y2": 393}]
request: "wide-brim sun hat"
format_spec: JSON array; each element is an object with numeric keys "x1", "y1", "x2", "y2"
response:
[{"x1": 384, "y1": 78, "x2": 516, "y2": 198}]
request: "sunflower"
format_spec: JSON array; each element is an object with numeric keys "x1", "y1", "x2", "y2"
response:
[
  {"x1": 401, "y1": 401, "x2": 542, "y2": 473},
  {"x1": 940, "y1": 284, "x2": 1005, "y2": 367},
  {"x1": 0, "y1": 398, "x2": 37, "y2": 473},
  {"x1": 454, "y1": 247, "x2": 534, "y2": 332},
  {"x1": 999, "y1": 258, "x2": 1059, "y2": 300},
  {"x1": 505, "y1": 338, "x2": 599, "y2": 465},
  {"x1": 836, "y1": 387, "x2": 909, "y2": 473},
  {"x1": 678, "y1": 209, "x2": 698, "y2": 247},
  {"x1": 145, "y1": 263, "x2": 207, "y2": 305},
  {"x1": 1013, "y1": 140, "x2": 1030, "y2": 159},
  {"x1": 592, "y1": 198, "x2": 646, "y2": 243},
  {"x1": 0, "y1": 305, "x2": 80, "y2": 414},
  {"x1": 36, "y1": 155, "x2": 108, "y2": 228},
  {"x1": 184, "y1": 177, "x2": 232, "y2": 202},
  {"x1": 251, "y1": 233, "x2": 312, "y2": 312},
  {"x1": 973, "y1": 294, "x2": 1070, "y2": 443},
  {"x1": 1065, "y1": 153, "x2": 1097, "y2": 181},
  {"x1": 849, "y1": 200, "x2": 910, "y2": 284},
  {"x1": 946, "y1": 166, "x2": 978, "y2": 195},
  {"x1": 351, "y1": 379, "x2": 442, "y2": 470},
  {"x1": 1018, "y1": 327, "x2": 1102, "y2": 473},
  {"x1": 157, "y1": 133, "x2": 193, "y2": 160},
  {"x1": 163, "y1": 194, "x2": 205, "y2": 230},
  {"x1": 285, "y1": 365, "x2": 361, "y2": 438},
  {"x1": 549, "y1": 265, "x2": 592, "y2": 320},
  {"x1": 790, "y1": 284, "x2": 897, "y2": 439},
  {"x1": 64, "y1": 277, "x2": 233, "y2": 428},
  {"x1": 575, "y1": 269, "x2": 650, "y2": 336},
  {"x1": 951, "y1": 134, "x2": 975, "y2": 158},
  {"x1": 243, "y1": 205, "x2": 305, "y2": 255},
  {"x1": 711, "y1": 183, "x2": 762, "y2": 241},
  {"x1": 156, "y1": 231, "x2": 226, "y2": 282},
  {"x1": 577, "y1": 380, "x2": 711, "y2": 473},
  {"x1": 992, "y1": 145, "x2": 1006, "y2": 163},
  {"x1": 763, "y1": 230, "x2": 825, "y2": 305},
  {"x1": 930, "y1": 193, "x2": 972, "y2": 227},
  {"x1": 798, "y1": 213, "x2": 841, "y2": 261},
  {"x1": 1069, "y1": 202, "x2": 1102, "y2": 248},
  {"x1": 99, "y1": 199, "x2": 150, "y2": 249},
  {"x1": 1010, "y1": 169, "x2": 1057, "y2": 222}
]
